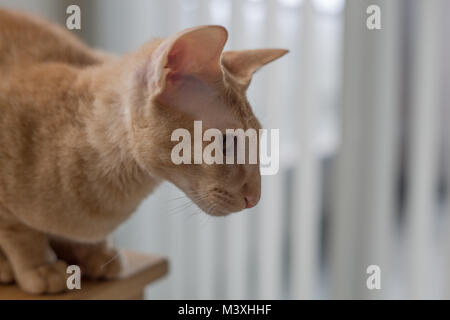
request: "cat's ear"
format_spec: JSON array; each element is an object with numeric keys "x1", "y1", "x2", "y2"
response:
[
  {"x1": 221, "y1": 49, "x2": 289, "y2": 87},
  {"x1": 148, "y1": 25, "x2": 228, "y2": 98}
]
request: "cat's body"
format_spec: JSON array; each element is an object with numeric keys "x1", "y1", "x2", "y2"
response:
[
  {"x1": 0, "y1": 9, "x2": 286, "y2": 294},
  {"x1": 0, "y1": 9, "x2": 158, "y2": 293},
  {"x1": 0, "y1": 10, "x2": 158, "y2": 241}
]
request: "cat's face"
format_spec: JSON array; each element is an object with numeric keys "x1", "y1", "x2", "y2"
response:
[{"x1": 129, "y1": 26, "x2": 287, "y2": 216}]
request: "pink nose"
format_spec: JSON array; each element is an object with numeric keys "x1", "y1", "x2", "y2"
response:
[{"x1": 245, "y1": 195, "x2": 259, "y2": 209}]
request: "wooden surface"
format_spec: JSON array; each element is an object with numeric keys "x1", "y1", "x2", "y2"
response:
[{"x1": 0, "y1": 251, "x2": 169, "y2": 300}]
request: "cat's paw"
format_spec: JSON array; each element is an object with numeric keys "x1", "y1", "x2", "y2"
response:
[
  {"x1": 81, "y1": 248, "x2": 124, "y2": 280},
  {"x1": 18, "y1": 260, "x2": 68, "y2": 294},
  {"x1": 0, "y1": 253, "x2": 14, "y2": 284}
]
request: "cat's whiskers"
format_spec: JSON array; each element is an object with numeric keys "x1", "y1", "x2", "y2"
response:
[
  {"x1": 200, "y1": 214, "x2": 210, "y2": 228},
  {"x1": 166, "y1": 200, "x2": 195, "y2": 216},
  {"x1": 166, "y1": 193, "x2": 209, "y2": 217},
  {"x1": 165, "y1": 195, "x2": 189, "y2": 202},
  {"x1": 187, "y1": 209, "x2": 201, "y2": 219}
]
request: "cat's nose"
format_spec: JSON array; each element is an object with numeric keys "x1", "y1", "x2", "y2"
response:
[
  {"x1": 242, "y1": 182, "x2": 260, "y2": 209},
  {"x1": 244, "y1": 195, "x2": 259, "y2": 209}
]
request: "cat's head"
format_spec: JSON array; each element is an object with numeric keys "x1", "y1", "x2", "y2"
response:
[{"x1": 128, "y1": 25, "x2": 287, "y2": 216}]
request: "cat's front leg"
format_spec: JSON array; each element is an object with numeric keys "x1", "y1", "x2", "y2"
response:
[
  {"x1": 0, "y1": 249, "x2": 13, "y2": 283},
  {"x1": 50, "y1": 237, "x2": 124, "y2": 280},
  {"x1": 0, "y1": 221, "x2": 68, "y2": 294}
]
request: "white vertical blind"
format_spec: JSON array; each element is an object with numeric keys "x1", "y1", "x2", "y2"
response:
[
  {"x1": 330, "y1": 0, "x2": 366, "y2": 299},
  {"x1": 405, "y1": 0, "x2": 441, "y2": 299},
  {"x1": 444, "y1": 0, "x2": 450, "y2": 301},
  {"x1": 256, "y1": 0, "x2": 287, "y2": 299},
  {"x1": 356, "y1": 0, "x2": 401, "y2": 299},
  {"x1": 291, "y1": 0, "x2": 321, "y2": 299},
  {"x1": 330, "y1": 0, "x2": 401, "y2": 299}
]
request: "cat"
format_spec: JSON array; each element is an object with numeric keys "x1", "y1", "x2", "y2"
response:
[{"x1": 0, "y1": 8, "x2": 287, "y2": 294}]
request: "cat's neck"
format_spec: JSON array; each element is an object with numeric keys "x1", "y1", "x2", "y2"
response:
[{"x1": 77, "y1": 61, "x2": 160, "y2": 203}]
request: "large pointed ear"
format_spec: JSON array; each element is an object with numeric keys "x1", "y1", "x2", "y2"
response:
[
  {"x1": 141, "y1": 25, "x2": 235, "y2": 127},
  {"x1": 221, "y1": 49, "x2": 289, "y2": 87},
  {"x1": 148, "y1": 25, "x2": 228, "y2": 98}
]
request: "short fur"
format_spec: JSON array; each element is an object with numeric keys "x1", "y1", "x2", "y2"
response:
[{"x1": 0, "y1": 9, "x2": 287, "y2": 294}]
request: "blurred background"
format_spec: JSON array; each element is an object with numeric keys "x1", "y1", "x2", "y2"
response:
[{"x1": 1, "y1": 0, "x2": 449, "y2": 299}]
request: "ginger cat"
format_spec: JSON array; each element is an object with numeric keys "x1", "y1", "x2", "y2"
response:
[{"x1": 0, "y1": 9, "x2": 287, "y2": 294}]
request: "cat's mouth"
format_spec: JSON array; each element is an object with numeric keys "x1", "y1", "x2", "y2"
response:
[
  {"x1": 167, "y1": 177, "x2": 247, "y2": 216},
  {"x1": 186, "y1": 189, "x2": 245, "y2": 216},
  {"x1": 196, "y1": 202, "x2": 242, "y2": 216}
]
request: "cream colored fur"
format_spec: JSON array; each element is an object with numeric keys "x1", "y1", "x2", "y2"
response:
[{"x1": 0, "y1": 9, "x2": 287, "y2": 294}]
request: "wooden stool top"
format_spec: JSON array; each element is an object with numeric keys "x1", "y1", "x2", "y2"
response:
[{"x1": 0, "y1": 251, "x2": 169, "y2": 300}]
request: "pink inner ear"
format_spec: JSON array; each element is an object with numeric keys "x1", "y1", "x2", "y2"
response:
[
  {"x1": 157, "y1": 75, "x2": 236, "y2": 130},
  {"x1": 166, "y1": 52, "x2": 181, "y2": 72},
  {"x1": 164, "y1": 45, "x2": 186, "y2": 83},
  {"x1": 166, "y1": 40, "x2": 190, "y2": 75},
  {"x1": 163, "y1": 26, "x2": 227, "y2": 81},
  {"x1": 147, "y1": 25, "x2": 233, "y2": 126}
]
